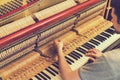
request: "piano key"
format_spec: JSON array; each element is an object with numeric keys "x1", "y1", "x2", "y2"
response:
[
  {"x1": 68, "y1": 50, "x2": 85, "y2": 69},
  {"x1": 66, "y1": 54, "x2": 76, "y2": 61},
  {"x1": 94, "y1": 35, "x2": 106, "y2": 42},
  {"x1": 31, "y1": 77, "x2": 38, "y2": 80},
  {"x1": 50, "y1": 65, "x2": 62, "y2": 80},
  {"x1": 105, "y1": 28, "x2": 115, "y2": 34},
  {"x1": 48, "y1": 67, "x2": 58, "y2": 75},
  {"x1": 87, "y1": 42, "x2": 98, "y2": 48},
  {"x1": 66, "y1": 58, "x2": 72, "y2": 64},
  {"x1": 65, "y1": 55, "x2": 79, "y2": 69},
  {"x1": 35, "y1": 75, "x2": 43, "y2": 80},
  {"x1": 37, "y1": 73, "x2": 48, "y2": 80},
  {"x1": 86, "y1": 42, "x2": 95, "y2": 48},
  {"x1": 72, "y1": 51, "x2": 83, "y2": 57},
  {"x1": 76, "y1": 47, "x2": 86, "y2": 54},
  {"x1": 69, "y1": 50, "x2": 89, "y2": 70},
  {"x1": 71, "y1": 52, "x2": 84, "y2": 66},
  {"x1": 42, "y1": 70, "x2": 56, "y2": 80},
  {"x1": 65, "y1": 56, "x2": 74, "y2": 63},
  {"x1": 46, "y1": 68, "x2": 56, "y2": 76},
  {"x1": 31, "y1": 26, "x2": 119, "y2": 80},
  {"x1": 100, "y1": 32, "x2": 111, "y2": 38},
  {"x1": 73, "y1": 51, "x2": 81, "y2": 59},
  {"x1": 109, "y1": 27, "x2": 115, "y2": 30},
  {"x1": 71, "y1": 51, "x2": 80, "y2": 59},
  {"x1": 52, "y1": 63, "x2": 59, "y2": 69},
  {"x1": 99, "y1": 34, "x2": 107, "y2": 40},
  {"x1": 32, "y1": 48, "x2": 90, "y2": 80},
  {"x1": 50, "y1": 65, "x2": 59, "y2": 73},
  {"x1": 89, "y1": 39, "x2": 100, "y2": 46},
  {"x1": 41, "y1": 71, "x2": 51, "y2": 80},
  {"x1": 68, "y1": 53, "x2": 78, "y2": 60},
  {"x1": 82, "y1": 43, "x2": 92, "y2": 50},
  {"x1": 47, "y1": 67, "x2": 61, "y2": 80}
]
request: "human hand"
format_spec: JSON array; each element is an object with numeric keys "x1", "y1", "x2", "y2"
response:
[
  {"x1": 54, "y1": 40, "x2": 64, "y2": 54},
  {"x1": 85, "y1": 48, "x2": 103, "y2": 62}
]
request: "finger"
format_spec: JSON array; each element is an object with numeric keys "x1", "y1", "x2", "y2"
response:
[
  {"x1": 85, "y1": 53, "x2": 97, "y2": 58},
  {"x1": 87, "y1": 50, "x2": 94, "y2": 53},
  {"x1": 58, "y1": 39, "x2": 61, "y2": 42},
  {"x1": 87, "y1": 49, "x2": 96, "y2": 53},
  {"x1": 89, "y1": 57, "x2": 95, "y2": 62},
  {"x1": 87, "y1": 48, "x2": 100, "y2": 54},
  {"x1": 54, "y1": 39, "x2": 58, "y2": 43}
]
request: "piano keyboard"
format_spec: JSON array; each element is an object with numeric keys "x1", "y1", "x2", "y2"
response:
[
  {"x1": 1, "y1": 0, "x2": 116, "y2": 80},
  {"x1": 31, "y1": 27, "x2": 120, "y2": 80}
]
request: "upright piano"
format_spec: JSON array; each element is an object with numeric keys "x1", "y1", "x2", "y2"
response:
[{"x1": 0, "y1": 0, "x2": 120, "y2": 80}]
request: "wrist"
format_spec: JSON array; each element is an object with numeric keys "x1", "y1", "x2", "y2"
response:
[
  {"x1": 58, "y1": 51, "x2": 64, "y2": 57},
  {"x1": 57, "y1": 48, "x2": 63, "y2": 53}
]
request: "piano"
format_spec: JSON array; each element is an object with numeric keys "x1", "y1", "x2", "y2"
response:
[{"x1": 0, "y1": 0, "x2": 120, "y2": 80}]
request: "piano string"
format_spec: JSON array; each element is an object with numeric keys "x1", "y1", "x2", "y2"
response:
[{"x1": 0, "y1": 0, "x2": 120, "y2": 80}]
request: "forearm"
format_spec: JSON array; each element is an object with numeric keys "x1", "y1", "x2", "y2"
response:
[
  {"x1": 54, "y1": 40, "x2": 80, "y2": 80},
  {"x1": 58, "y1": 51, "x2": 72, "y2": 80},
  {"x1": 58, "y1": 51, "x2": 80, "y2": 80}
]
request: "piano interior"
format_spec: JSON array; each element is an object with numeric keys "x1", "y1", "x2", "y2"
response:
[{"x1": 0, "y1": 0, "x2": 120, "y2": 80}]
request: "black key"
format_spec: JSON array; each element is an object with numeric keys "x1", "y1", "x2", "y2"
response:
[
  {"x1": 89, "y1": 39, "x2": 100, "y2": 46},
  {"x1": 38, "y1": 73, "x2": 47, "y2": 80},
  {"x1": 101, "y1": 32, "x2": 111, "y2": 38},
  {"x1": 48, "y1": 67, "x2": 58, "y2": 74},
  {"x1": 73, "y1": 51, "x2": 83, "y2": 57},
  {"x1": 99, "y1": 35, "x2": 107, "y2": 40},
  {"x1": 35, "y1": 75, "x2": 42, "y2": 80},
  {"x1": 86, "y1": 43, "x2": 95, "y2": 48},
  {"x1": 65, "y1": 56, "x2": 74, "y2": 63},
  {"x1": 94, "y1": 35, "x2": 106, "y2": 42},
  {"x1": 82, "y1": 43, "x2": 92, "y2": 50},
  {"x1": 68, "y1": 53, "x2": 78, "y2": 60},
  {"x1": 29, "y1": 78, "x2": 32, "y2": 80},
  {"x1": 66, "y1": 59, "x2": 72, "y2": 64},
  {"x1": 105, "y1": 28, "x2": 115, "y2": 34},
  {"x1": 71, "y1": 51, "x2": 80, "y2": 59},
  {"x1": 46, "y1": 68, "x2": 56, "y2": 76},
  {"x1": 67, "y1": 55, "x2": 77, "y2": 61},
  {"x1": 41, "y1": 71, "x2": 51, "y2": 79},
  {"x1": 53, "y1": 63, "x2": 59, "y2": 69},
  {"x1": 63, "y1": 55, "x2": 72, "y2": 64},
  {"x1": 76, "y1": 47, "x2": 86, "y2": 54}
]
